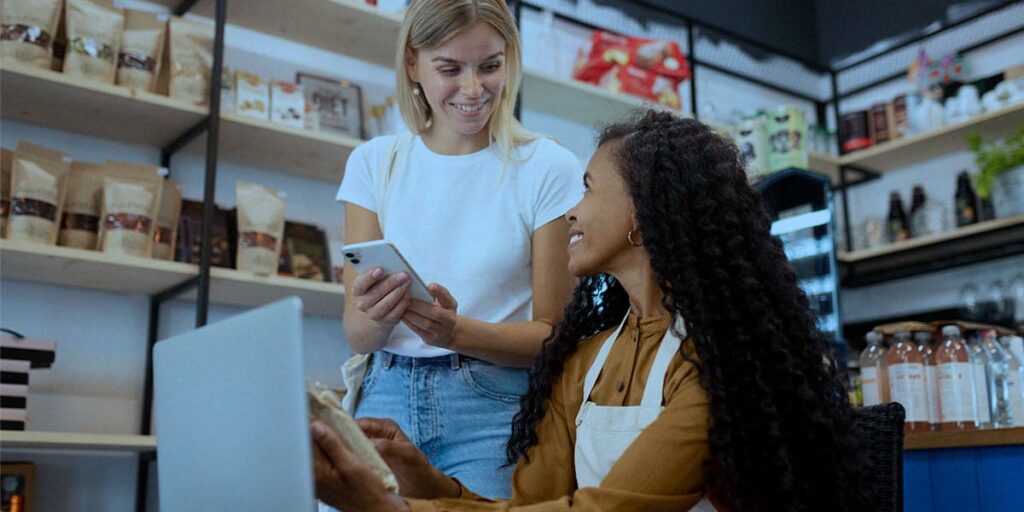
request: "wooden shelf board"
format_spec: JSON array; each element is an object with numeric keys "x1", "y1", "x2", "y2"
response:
[
  {"x1": 836, "y1": 214, "x2": 1024, "y2": 263},
  {"x1": 0, "y1": 240, "x2": 345, "y2": 317},
  {"x1": 522, "y1": 70, "x2": 672, "y2": 128},
  {"x1": 153, "y1": 0, "x2": 403, "y2": 68},
  {"x1": 840, "y1": 102, "x2": 1024, "y2": 172},
  {"x1": 1, "y1": 63, "x2": 205, "y2": 147},
  {"x1": 904, "y1": 427, "x2": 1024, "y2": 451},
  {"x1": 0, "y1": 430, "x2": 156, "y2": 452}
]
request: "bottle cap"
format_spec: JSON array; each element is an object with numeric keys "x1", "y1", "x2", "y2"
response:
[
  {"x1": 895, "y1": 331, "x2": 911, "y2": 339},
  {"x1": 914, "y1": 331, "x2": 932, "y2": 342},
  {"x1": 942, "y1": 325, "x2": 961, "y2": 337},
  {"x1": 980, "y1": 329, "x2": 997, "y2": 339},
  {"x1": 866, "y1": 331, "x2": 883, "y2": 344}
]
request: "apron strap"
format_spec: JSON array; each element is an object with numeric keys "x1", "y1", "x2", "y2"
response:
[
  {"x1": 577, "y1": 312, "x2": 630, "y2": 419},
  {"x1": 640, "y1": 315, "x2": 686, "y2": 407}
]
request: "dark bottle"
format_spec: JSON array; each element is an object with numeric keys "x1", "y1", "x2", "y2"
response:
[
  {"x1": 910, "y1": 185, "x2": 927, "y2": 217},
  {"x1": 955, "y1": 171, "x2": 978, "y2": 227},
  {"x1": 887, "y1": 191, "x2": 910, "y2": 243}
]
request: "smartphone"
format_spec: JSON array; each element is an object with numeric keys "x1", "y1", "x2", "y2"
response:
[{"x1": 341, "y1": 240, "x2": 434, "y2": 303}]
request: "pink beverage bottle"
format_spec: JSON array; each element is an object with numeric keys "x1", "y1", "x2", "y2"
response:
[
  {"x1": 859, "y1": 331, "x2": 888, "y2": 406},
  {"x1": 935, "y1": 326, "x2": 977, "y2": 431},
  {"x1": 886, "y1": 331, "x2": 929, "y2": 432}
]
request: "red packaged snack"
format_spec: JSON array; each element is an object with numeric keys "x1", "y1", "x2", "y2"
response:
[{"x1": 573, "y1": 31, "x2": 690, "y2": 109}]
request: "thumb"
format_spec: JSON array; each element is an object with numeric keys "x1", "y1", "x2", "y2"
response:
[
  {"x1": 429, "y1": 284, "x2": 457, "y2": 310},
  {"x1": 312, "y1": 421, "x2": 352, "y2": 469}
]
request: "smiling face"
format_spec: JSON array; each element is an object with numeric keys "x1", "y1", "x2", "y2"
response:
[
  {"x1": 565, "y1": 142, "x2": 638, "y2": 277},
  {"x1": 407, "y1": 21, "x2": 506, "y2": 139}
]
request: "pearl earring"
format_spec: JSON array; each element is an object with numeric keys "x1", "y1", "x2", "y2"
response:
[{"x1": 412, "y1": 84, "x2": 421, "y2": 96}]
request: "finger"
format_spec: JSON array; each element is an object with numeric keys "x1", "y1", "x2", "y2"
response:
[
  {"x1": 352, "y1": 268, "x2": 384, "y2": 296},
  {"x1": 404, "y1": 298, "x2": 435, "y2": 317},
  {"x1": 359, "y1": 272, "x2": 410, "y2": 311},
  {"x1": 365, "y1": 280, "x2": 411, "y2": 320},
  {"x1": 429, "y1": 283, "x2": 458, "y2": 310},
  {"x1": 403, "y1": 318, "x2": 433, "y2": 341},
  {"x1": 402, "y1": 309, "x2": 442, "y2": 332},
  {"x1": 357, "y1": 417, "x2": 407, "y2": 441},
  {"x1": 311, "y1": 421, "x2": 356, "y2": 471}
]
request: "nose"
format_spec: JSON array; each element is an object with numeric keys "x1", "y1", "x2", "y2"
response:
[
  {"x1": 565, "y1": 205, "x2": 578, "y2": 223},
  {"x1": 460, "y1": 70, "x2": 483, "y2": 97}
]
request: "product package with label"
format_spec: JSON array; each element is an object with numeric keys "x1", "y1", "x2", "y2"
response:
[
  {"x1": 573, "y1": 31, "x2": 690, "y2": 109},
  {"x1": 163, "y1": 16, "x2": 213, "y2": 105},
  {"x1": 98, "y1": 161, "x2": 162, "y2": 258},
  {"x1": 63, "y1": 0, "x2": 124, "y2": 84},
  {"x1": 767, "y1": 106, "x2": 809, "y2": 172},
  {"x1": 0, "y1": 0, "x2": 63, "y2": 70},
  {"x1": 270, "y1": 81, "x2": 305, "y2": 128},
  {"x1": 58, "y1": 162, "x2": 106, "y2": 250},
  {"x1": 8, "y1": 141, "x2": 72, "y2": 245},
  {"x1": 152, "y1": 179, "x2": 181, "y2": 260},
  {"x1": 235, "y1": 182, "x2": 285, "y2": 276},
  {"x1": 175, "y1": 199, "x2": 234, "y2": 268},
  {"x1": 1, "y1": 149, "x2": 12, "y2": 238},
  {"x1": 235, "y1": 71, "x2": 270, "y2": 121},
  {"x1": 116, "y1": 9, "x2": 166, "y2": 92},
  {"x1": 736, "y1": 115, "x2": 770, "y2": 179},
  {"x1": 278, "y1": 221, "x2": 331, "y2": 281}
]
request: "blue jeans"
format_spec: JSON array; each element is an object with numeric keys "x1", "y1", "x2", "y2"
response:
[{"x1": 355, "y1": 351, "x2": 529, "y2": 499}]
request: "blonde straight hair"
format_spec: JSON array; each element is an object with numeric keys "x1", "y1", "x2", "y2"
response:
[{"x1": 396, "y1": 0, "x2": 539, "y2": 163}]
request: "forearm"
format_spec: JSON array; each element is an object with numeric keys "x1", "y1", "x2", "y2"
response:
[{"x1": 448, "y1": 317, "x2": 553, "y2": 367}]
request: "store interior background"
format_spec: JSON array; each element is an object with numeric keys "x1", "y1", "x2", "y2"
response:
[{"x1": 1, "y1": 0, "x2": 1023, "y2": 509}]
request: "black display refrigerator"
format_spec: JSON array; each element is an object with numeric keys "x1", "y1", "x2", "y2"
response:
[{"x1": 755, "y1": 169, "x2": 846, "y2": 365}]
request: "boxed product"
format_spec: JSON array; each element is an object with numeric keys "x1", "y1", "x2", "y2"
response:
[
  {"x1": 175, "y1": 199, "x2": 234, "y2": 268},
  {"x1": 841, "y1": 110, "x2": 871, "y2": 152},
  {"x1": 0, "y1": 0, "x2": 63, "y2": 70},
  {"x1": 163, "y1": 16, "x2": 214, "y2": 105},
  {"x1": 270, "y1": 81, "x2": 305, "y2": 129},
  {"x1": 235, "y1": 182, "x2": 285, "y2": 276},
  {"x1": 116, "y1": 9, "x2": 167, "y2": 92},
  {"x1": 152, "y1": 179, "x2": 181, "y2": 260},
  {"x1": 1, "y1": 149, "x2": 11, "y2": 238},
  {"x1": 573, "y1": 31, "x2": 690, "y2": 109},
  {"x1": 58, "y1": 162, "x2": 105, "y2": 250},
  {"x1": 235, "y1": 71, "x2": 270, "y2": 121},
  {"x1": 767, "y1": 106, "x2": 808, "y2": 172},
  {"x1": 868, "y1": 103, "x2": 894, "y2": 145},
  {"x1": 277, "y1": 221, "x2": 331, "y2": 281},
  {"x1": 63, "y1": 0, "x2": 125, "y2": 84},
  {"x1": 98, "y1": 160, "x2": 163, "y2": 258},
  {"x1": 736, "y1": 115, "x2": 770, "y2": 179},
  {"x1": 891, "y1": 95, "x2": 910, "y2": 140},
  {"x1": 8, "y1": 141, "x2": 72, "y2": 245}
]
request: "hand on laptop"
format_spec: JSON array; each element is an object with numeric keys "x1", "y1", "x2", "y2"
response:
[
  {"x1": 358, "y1": 417, "x2": 462, "y2": 500},
  {"x1": 311, "y1": 420, "x2": 410, "y2": 512}
]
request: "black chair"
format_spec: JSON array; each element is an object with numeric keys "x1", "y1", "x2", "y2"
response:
[{"x1": 853, "y1": 402, "x2": 906, "y2": 512}]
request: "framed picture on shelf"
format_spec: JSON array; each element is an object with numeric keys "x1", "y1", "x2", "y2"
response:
[
  {"x1": 296, "y1": 72, "x2": 364, "y2": 140},
  {"x1": 1, "y1": 462, "x2": 35, "y2": 512}
]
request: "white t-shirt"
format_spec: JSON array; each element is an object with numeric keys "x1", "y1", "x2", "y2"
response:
[{"x1": 337, "y1": 135, "x2": 583, "y2": 357}]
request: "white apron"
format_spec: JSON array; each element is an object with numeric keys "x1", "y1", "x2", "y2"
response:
[{"x1": 573, "y1": 312, "x2": 716, "y2": 512}]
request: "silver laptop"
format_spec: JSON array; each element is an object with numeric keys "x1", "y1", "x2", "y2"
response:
[{"x1": 154, "y1": 297, "x2": 316, "y2": 511}]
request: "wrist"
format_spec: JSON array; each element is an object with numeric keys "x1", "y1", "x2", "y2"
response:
[{"x1": 445, "y1": 315, "x2": 465, "y2": 351}]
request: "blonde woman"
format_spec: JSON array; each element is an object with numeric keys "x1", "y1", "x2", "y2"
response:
[{"x1": 336, "y1": 0, "x2": 581, "y2": 498}]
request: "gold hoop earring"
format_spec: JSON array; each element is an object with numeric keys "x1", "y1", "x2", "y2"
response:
[{"x1": 627, "y1": 230, "x2": 642, "y2": 247}]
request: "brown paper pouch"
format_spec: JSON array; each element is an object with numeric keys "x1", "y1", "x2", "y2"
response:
[
  {"x1": 9, "y1": 141, "x2": 72, "y2": 245},
  {"x1": 236, "y1": 182, "x2": 284, "y2": 276},
  {"x1": 99, "y1": 176, "x2": 161, "y2": 258},
  {"x1": 63, "y1": 0, "x2": 123, "y2": 84},
  {"x1": 1, "y1": 0, "x2": 63, "y2": 70},
  {"x1": 152, "y1": 179, "x2": 181, "y2": 260},
  {"x1": 116, "y1": 10, "x2": 165, "y2": 92},
  {"x1": 1, "y1": 148, "x2": 12, "y2": 238},
  {"x1": 58, "y1": 162, "x2": 105, "y2": 249},
  {"x1": 167, "y1": 16, "x2": 213, "y2": 105}
]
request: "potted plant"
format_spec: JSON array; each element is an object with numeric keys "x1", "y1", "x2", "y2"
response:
[{"x1": 967, "y1": 126, "x2": 1024, "y2": 218}]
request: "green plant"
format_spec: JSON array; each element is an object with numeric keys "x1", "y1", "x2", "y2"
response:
[{"x1": 967, "y1": 126, "x2": 1024, "y2": 199}]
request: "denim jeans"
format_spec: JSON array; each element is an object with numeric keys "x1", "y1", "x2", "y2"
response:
[{"x1": 355, "y1": 351, "x2": 529, "y2": 499}]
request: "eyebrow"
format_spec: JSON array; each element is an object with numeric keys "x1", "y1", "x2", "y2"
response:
[{"x1": 431, "y1": 52, "x2": 505, "y2": 65}]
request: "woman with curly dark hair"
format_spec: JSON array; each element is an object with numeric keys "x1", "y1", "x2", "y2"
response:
[{"x1": 310, "y1": 110, "x2": 870, "y2": 512}]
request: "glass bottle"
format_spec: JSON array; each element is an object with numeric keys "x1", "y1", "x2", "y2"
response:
[
  {"x1": 859, "y1": 331, "x2": 889, "y2": 406},
  {"x1": 886, "y1": 191, "x2": 910, "y2": 243},
  {"x1": 917, "y1": 331, "x2": 940, "y2": 429},
  {"x1": 1000, "y1": 336, "x2": 1024, "y2": 427},
  {"x1": 886, "y1": 331, "x2": 929, "y2": 431},
  {"x1": 967, "y1": 333, "x2": 993, "y2": 428},
  {"x1": 935, "y1": 325, "x2": 977, "y2": 430},
  {"x1": 979, "y1": 330, "x2": 1024, "y2": 428},
  {"x1": 954, "y1": 171, "x2": 978, "y2": 227}
]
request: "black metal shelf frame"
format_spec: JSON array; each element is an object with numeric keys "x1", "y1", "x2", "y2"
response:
[{"x1": 104, "y1": 1, "x2": 1021, "y2": 509}]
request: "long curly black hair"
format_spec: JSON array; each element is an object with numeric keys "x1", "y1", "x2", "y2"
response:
[{"x1": 508, "y1": 110, "x2": 869, "y2": 511}]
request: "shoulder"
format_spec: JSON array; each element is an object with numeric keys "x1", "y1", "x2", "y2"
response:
[
  {"x1": 350, "y1": 135, "x2": 401, "y2": 163},
  {"x1": 515, "y1": 137, "x2": 582, "y2": 171}
]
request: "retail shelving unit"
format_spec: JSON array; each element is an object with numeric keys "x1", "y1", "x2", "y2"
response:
[{"x1": 0, "y1": 431, "x2": 157, "y2": 453}]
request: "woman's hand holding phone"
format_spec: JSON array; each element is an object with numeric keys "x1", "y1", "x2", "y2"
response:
[
  {"x1": 351, "y1": 267, "x2": 413, "y2": 328},
  {"x1": 402, "y1": 283, "x2": 459, "y2": 349}
]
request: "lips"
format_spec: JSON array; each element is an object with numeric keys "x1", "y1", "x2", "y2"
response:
[
  {"x1": 448, "y1": 98, "x2": 490, "y2": 116},
  {"x1": 569, "y1": 229, "x2": 583, "y2": 246}
]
